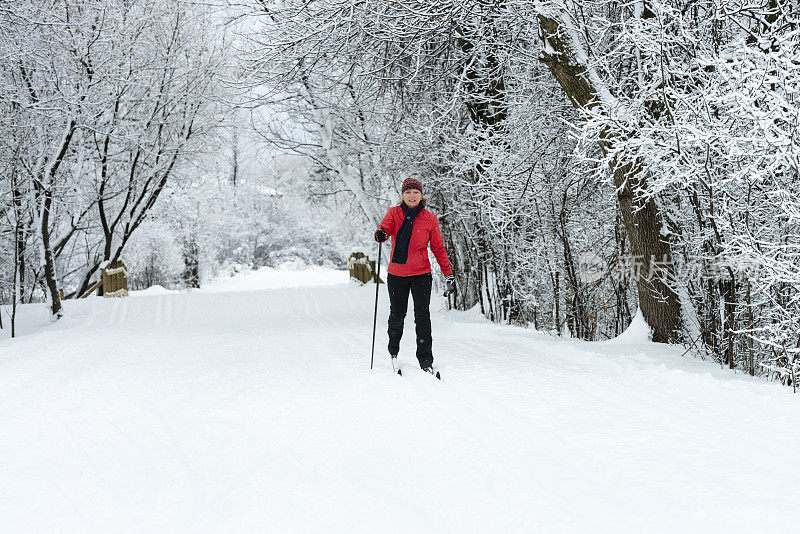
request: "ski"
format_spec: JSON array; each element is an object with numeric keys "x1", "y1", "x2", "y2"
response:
[{"x1": 392, "y1": 357, "x2": 441, "y2": 379}]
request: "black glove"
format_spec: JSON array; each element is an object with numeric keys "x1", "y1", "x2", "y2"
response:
[
  {"x1": 374, "y1": 228, "x2": 388, "y2": 243},
  {"x1": 443, "y1": 274, "x2": 456, "y2": 297}
]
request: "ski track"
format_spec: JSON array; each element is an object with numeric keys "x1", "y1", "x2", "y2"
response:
[{"x1": 1, "y1": 269, "x2": 799, "y2": 533}]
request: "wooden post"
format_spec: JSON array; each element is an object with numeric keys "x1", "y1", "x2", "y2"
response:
[
  {"x1": 348, "y1": 252, "x2": 383, "y2": 285},
  {"x1": 103, "y1": 259, "x2": 129, "y2": 297}
]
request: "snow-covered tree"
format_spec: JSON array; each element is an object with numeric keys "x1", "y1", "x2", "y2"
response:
[{"x1": 0, "y1": 0, "x2": 223, "y2": 316}]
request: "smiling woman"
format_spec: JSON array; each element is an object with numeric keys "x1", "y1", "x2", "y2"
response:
[
  {"x1": 398, "y1": 178, "x2": 424, "y2": 209},
  {"x1": 374, "y1": 177, "x2": 455, "y2": 376}
]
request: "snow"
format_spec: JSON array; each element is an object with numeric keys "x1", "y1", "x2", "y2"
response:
[
  {"x1": 601, "y1": 307, "x2": 652, "y2": 345},
  {"x1": 129, "y1": 285, "x2": 175, "y2": 297},
  {"x1": 200, "y1": 265, "x2": 348, "y2": 292},
  {"x1": 1, "y1": 268, "x2": 799, "y2": 532}
]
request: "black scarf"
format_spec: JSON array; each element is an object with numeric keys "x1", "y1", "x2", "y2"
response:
[{"x1": 392, "y1": 202, "x2": 423, "y2": 264}]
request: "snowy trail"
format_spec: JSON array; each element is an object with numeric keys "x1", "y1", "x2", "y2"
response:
[{"x1": 1, "y1": 268, "x2": 799, "y2": 533}]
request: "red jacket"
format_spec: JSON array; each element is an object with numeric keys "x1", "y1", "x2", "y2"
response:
[{"x1": 378, "y1": 206, "x2": 453, "y2": 277}]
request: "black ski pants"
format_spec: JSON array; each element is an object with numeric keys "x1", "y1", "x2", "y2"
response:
[{"x1": 387, "y1": 272, "x2": 433, "y2": 369}]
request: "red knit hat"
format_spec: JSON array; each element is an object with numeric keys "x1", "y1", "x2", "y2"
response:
[{"x1": 401, "y1": 177, "x2": 423, "y2": 194}]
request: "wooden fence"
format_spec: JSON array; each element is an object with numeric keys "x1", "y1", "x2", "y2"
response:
[
  {"x1": 61, "y1": 259, "x2": 130, "y2": 300},
  {"x1": 102, "y1": 259, "x2": 129, "y2": 297},
  {"x1": 348, "y1": 252, "x2": 383, "y2": 285}
]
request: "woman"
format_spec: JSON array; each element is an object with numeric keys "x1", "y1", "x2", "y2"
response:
[{"x1": 374, "y1": 177, "x2": 456, "y2": 376}]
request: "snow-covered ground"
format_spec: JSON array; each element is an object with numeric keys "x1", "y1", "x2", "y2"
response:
[{"x1": 1, "y1": 267, "x2": 798, "y2": 533}]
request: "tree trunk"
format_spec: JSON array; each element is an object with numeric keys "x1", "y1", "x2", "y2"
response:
[
  {"x1": 12, "y1": 207, "x2": 21, "y2": 337},
  {"x1": 553, "y1": 270, "x2": 561, "y2": 335},
  {"x1": 231, "y1": 129, "x2": 239, "y2": 188},
  {"x1": 538, "y1": 14, "x2": 682, "y2": 343},
  {"x1": 40, "y1": 190, "x2": 62, "y2": 318},
  {"x1": 609, "y1": 158, "x2": 681, "y2": 342}
]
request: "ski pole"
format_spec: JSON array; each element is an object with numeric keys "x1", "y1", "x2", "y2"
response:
[{"x1": 370, "y1": 242, "x2": 382, "y2": 370}]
